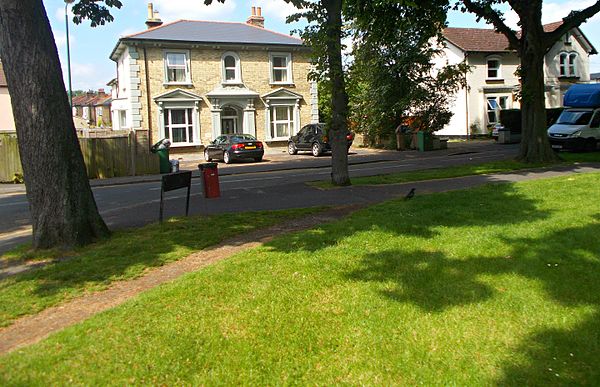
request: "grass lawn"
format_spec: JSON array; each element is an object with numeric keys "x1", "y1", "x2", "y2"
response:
[
  {"x1": 309, "y1": 151, "x2": 600, "y2": 189},
  {"x1": 1, "y1": 173, "x2": 599, "y2": 384},
  {"x1": 0, "y1": 208, "x2": 320, "y2": 327}
]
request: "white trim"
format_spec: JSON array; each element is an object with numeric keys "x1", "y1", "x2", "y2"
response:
[
  {"x1": 221, "y1": 51, "x2": 242, "y2": 85},
  {"x1": 157, "y1": 101, "x2": 201, "y2": 146},
  {"x1": 486, "y1": 55, "x2": 502, "y2": 80},
  {"x1": 163, "y1": 49, "x2": 191, "y2": 85},
  {"x1": 558, "y1": 51, "x2": 578, "y2": 77},
  {"x1": 269, "y1": 52, "x2": 293, "y2": 85}
]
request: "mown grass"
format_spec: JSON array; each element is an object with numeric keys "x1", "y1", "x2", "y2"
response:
[
  {"x1": 309, "y1": 151, "x2": 600, "y2": 189},
  {"x1": 0, "y1": 208, "x2": 320, "y2": 327},
  {"x1": 1, "y1": 173, "x2": 599, "y2": 385}
]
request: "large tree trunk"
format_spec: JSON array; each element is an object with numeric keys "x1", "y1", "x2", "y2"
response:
[
  {"x1": 517, "y1": 3, "x2": 558, "y2": 163},
  {"x1": 324, "y1": 0, "x2": 351, "y2": 186},
  {"x1": 0, "y1": 0, "x2": 110, "y2": 249}
]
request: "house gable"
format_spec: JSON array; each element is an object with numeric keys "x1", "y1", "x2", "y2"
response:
[{"x1": 153, "y1": 88, "x2": 203, "y2": 102}]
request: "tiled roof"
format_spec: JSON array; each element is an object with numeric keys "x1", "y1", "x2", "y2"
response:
[
  {"x1": 72, "y1": 92, "x2": 110, "y2": 107},
  {"x1": 123, "y1": 20, "x2": 303, "y2": 46},
  {"x1": 443, "y1": 21, "x2": 568, "y2": 53},
  {"x1": 443, "y1": 27, "x2": 513, "y2": 52}
]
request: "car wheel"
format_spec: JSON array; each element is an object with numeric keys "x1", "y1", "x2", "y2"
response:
[
  {"x1": 585, "y1": 138, "x2": 597, "y2": 152},
  {"x1": 223, "y1": 151, "x2": 232, "y2": 164},
  {"x1": 288, "y1": 142, "x2": 297, "y2": 155},
  {"x1": 204, "y1": 149, "x2": 212, "y2": 162},
  {"x1": 312, "y1": 142, "x2": 322, "y2": 157},
  {"x1": 254, "y1": 156, "x2": 263, "y2": 162}
]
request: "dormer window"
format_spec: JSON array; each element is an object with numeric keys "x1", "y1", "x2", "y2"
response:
[
  {"x1": 487, "y1": 57, "x2": 501, "y2": 80},
  {"x1": 269, "y1": 52, "x2": 293, "y2": 84},
  {"x1": 164, "y1": 50, "x2": 191, "y2": 84},
  {"x1": 222, "y1": 52, "x2": 241, "y2": 84},
  {"x1": 559, "y1": 52, "x2": 577, "y2": 77}
]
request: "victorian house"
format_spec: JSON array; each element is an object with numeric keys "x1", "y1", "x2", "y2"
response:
[
  {"x1": 438, "y1": 22, "x2": 597, "y2": 137},
  {"x1": 109, "y1": 4, "x2": 318, "y2": 151}
]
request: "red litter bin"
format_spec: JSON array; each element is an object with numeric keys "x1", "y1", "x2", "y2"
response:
[{"x1": 198, "y1": 162, "x2": 220, "y2": 198}]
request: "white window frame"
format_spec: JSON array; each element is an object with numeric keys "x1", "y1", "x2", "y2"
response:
[
  {"x1": 568, "y1": 53, "x2": 577, "y2": 77},
  {"x1": 163, "y1": 107, "x2": 195, "y2": 145},
  {"x1": 558, "y1": 52, "x2": 578, "y2": 77},
  {"x1": 119, "y1": 110, "x2": 128, "y2": 129},
  {"x1": 486, "y1": 56, "x2": 502, "y2": 80},
  {"x1": 269, "y1": 52, "x2": 293, "y2": 85},
  {"x1": 163, "y1": 50, "x2": 191, "y2": 85},
  {"x1": 486, "y1": 95, "x2": 510, "y2": 125},
  {"x1": 270, "y1": 104, "x2": 294, "y2": 139},
  {"x1": 221, "y1": 52, "x2": 242, "y2": 85}
]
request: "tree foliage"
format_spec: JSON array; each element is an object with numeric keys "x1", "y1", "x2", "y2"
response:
[
  {"x1": 457, "y1": 0, "x2": 600, "y2": 163},
  {"x1": 347, "y1": 0, "x2": 468, "y2": 143}
]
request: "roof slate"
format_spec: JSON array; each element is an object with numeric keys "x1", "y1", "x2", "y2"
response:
[{"x1": 124, "y1": 20, "x2": 303, "y2": 46}]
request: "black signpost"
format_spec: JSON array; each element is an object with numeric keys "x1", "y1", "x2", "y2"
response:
[{"x1": 159, "y1": 171, "x2": 192, "y2": 223}]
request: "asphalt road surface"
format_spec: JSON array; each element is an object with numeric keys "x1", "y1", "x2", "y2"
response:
[{"x1": 0, "y1": 142, "x2": 519, "y2": 253}]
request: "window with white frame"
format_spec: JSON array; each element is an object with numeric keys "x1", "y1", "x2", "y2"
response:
[
  {"x1": 271, "y1": 105, "x2": 294, "y2": 138},
  {"x1": 119, "y1": 110, "x2": 128, "y2": 128},
  {"x1": 564, "y1": 32, "x2": 572, "y2": 44},
  {"x1": 164, "y1": 51, "x2": 190, "y2": 84},
  {"x1": 222, "y1": 52, "x2": 241, "y2": 83},
  {"x1": 164, "y1": 108, "x2": 194, "y2": 144},
  {"x1": 486, "y1": 96, "x2": 509, "y2": 125},
  {"x1": 270, "y1": 53, "x2": 292, "y2": 84},
  {"x1": 487, "y1": 58, "x2": 501, "y2": 79},
  {"x1": 559, "y1": 52, "x2": 578, "y2": 77}
]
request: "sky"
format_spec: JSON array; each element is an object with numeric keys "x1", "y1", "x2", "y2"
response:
[{"x1": 44, "y1": 0, "x2": 600, "y2": 92}]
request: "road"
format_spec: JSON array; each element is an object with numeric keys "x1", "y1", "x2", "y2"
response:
[{"x1": 0, "y1": 142, "x2": 519, "y2": 253}]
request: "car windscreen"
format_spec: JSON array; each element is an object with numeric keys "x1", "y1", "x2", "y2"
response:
[
  {"x1": 556, "y1": 111, "x2": 594, "y2": 125},
  {"x1": 230, "y1": 135, "x2": 257, "y2": 143}
]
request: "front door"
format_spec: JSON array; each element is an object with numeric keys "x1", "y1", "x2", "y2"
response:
[{"x1": 222, "y1": 118, "x2": 236, "y2": 134}]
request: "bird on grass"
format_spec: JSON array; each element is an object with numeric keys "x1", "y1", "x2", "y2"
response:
[{"x1": 405, "y1": 188, "x2": 416, "y2": 200}]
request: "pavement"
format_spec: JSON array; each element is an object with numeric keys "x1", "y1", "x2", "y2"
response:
[
  {"x1": 3, "y1": 140, "x2": 598, "y2": 254},
  {"x1": 0, "y1": 140, "x2": 504, "y2": 192}
]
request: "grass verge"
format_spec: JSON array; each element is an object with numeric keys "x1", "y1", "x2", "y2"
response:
[
  {"x1": 309, "y1": 151, "x2": 600, "y2": 189},
  {"x1": 0, "y1": 208, "x2": 320, "y2": 327},
  {"x1": 1, "y1": 173, "x2": 599, "y2": 384}
]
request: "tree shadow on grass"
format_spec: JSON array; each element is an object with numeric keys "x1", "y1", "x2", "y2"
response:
[
  {"x1": 266, "y1": 182, "x2": 551, "y2": 254},
  {"x1": 344, "y1": 219, "x2": 600, "y2": 384},
  {"x1": 0, "y1": 210, "x2": 305, "y2": 325}
]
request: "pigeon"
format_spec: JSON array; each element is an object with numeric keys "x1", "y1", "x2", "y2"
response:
[{"x1": 405, "y1": 188, "x2": 416, "y2": 200}]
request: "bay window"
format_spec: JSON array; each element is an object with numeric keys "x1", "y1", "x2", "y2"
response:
[{"x1": 164, "y1": 108, "x2": 194, "y2": 144}]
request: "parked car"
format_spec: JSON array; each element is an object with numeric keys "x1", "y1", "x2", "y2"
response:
[
  {"x1": 204, "y1": 134, "x2": 264, "y2": 164},
  {"x1": 288, "y1": 123, "x2": 354, "y2": 157}
]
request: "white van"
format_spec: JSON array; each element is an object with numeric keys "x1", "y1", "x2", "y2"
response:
[{"x1": 548, "y1": 84, "x2": 600, "y2": 151}]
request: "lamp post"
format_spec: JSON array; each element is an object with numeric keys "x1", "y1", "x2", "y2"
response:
[{"x1": 65, "y1": 0, "x2": 75, "y2": 108}]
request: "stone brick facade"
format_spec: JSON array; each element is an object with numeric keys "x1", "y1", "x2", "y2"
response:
[{"x1": 128, "y1": 43, "x2": 316, "y2": 151}]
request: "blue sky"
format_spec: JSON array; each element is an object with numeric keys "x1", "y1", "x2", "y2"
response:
[{"x1": 44, "y1": 0, "x2": 600, "y2": 91}]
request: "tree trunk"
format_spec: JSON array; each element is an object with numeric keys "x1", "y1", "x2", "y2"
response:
[
  {"x1": 517, "y1": 3, "x2": 558, "y2": 163},
  {"x1": 0, "y1": 0, "x2": 110, "y2": 249},
  {"x1": 324, "y1": 0, "x2": 351, "y2": 186}
]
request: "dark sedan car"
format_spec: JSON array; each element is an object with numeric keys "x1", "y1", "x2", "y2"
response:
[
  {"x1": 288, "y1": 123, "x2": 354, "y2": 157},
  {"x1": 204, "y1": 134, "x2": 264, "y2": 164}
]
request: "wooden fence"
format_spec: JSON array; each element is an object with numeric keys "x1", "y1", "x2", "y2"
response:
[{"x1": 0, "y1": 132, "x2": 159, "y2": 183}]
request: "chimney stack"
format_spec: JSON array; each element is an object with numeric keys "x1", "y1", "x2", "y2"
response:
[
  {"x1": 246, "y1": 6, "x2": 265, "y2": 28},
  {"x1": 145, "y1": 3, "x2": 163, "y2": 29}
]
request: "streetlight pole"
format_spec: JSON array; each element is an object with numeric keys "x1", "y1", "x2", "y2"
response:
[{"x1": 65, "y1": 0, "x2": 74, "y2": 108}]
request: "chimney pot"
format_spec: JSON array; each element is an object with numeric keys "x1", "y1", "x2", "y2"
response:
[
  {"x1": 147, "y1": 3, "x2": 154, "y2": 20},
  {"x1": 247, "y1": 6, "x2": 265, "y2": 28},
  {"x1": 145, "y1": 2, "x2": 163, "y2": 29}
]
